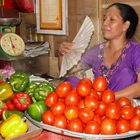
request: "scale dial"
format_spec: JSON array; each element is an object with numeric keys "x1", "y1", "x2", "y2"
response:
[{"x1": 0, "y1": 33, "x2": 25, "y2": 56}]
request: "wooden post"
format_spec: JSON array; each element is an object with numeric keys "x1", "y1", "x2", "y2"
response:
[
  {"x1": 98, "y1": 0, "x2": 102, "y2": 42},
  {"x1": 48, "y1": 35, "x2": 59, "y2": 77},
  {"x1": 49, "y1": 35, "x2": 55, "y2": 57}
]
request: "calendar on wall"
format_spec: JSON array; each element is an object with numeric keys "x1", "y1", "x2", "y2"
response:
[{"x1": 35, "y1": 0, "x2": 68, "y2": 35}]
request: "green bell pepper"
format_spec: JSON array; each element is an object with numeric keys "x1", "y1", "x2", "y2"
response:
[
  {"x1": 34, "y1": 81, "x2": 54, "y2": 101},
  {"x1": 26, "y1": 81, "x2": 38, "y2": 96},
  {"x1": 27, "y1": 101, "x2": 48, "y2": 122},
  {"x1": 3, "y1": 110, "x2": 25, "y2": 120},
  {"x1": 9, "y1": 72, "x2": 30, "y2": 92}
]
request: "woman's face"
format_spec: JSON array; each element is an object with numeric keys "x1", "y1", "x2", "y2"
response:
[{"x1": 102, "y1": 6, "x2": 129, "y2": 40}]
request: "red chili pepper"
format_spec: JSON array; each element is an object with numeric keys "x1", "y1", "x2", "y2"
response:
[
  {"x1": 12, "y1": 92, "x2": 32, "y2": 111},
  {"x1": 5, "y1": 99, "x2": 15, "y2": 110},
  {"x1": 0, "y1": 101, "x2": 8, "y2": 119}
]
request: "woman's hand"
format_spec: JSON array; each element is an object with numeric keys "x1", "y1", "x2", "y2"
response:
[{"x1": 58, "y1": 42, "x2": 74, "y2": 56}]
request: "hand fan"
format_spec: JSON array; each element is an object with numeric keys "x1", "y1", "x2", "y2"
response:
[{"x1": 59, "y1": 16, "x2": 94, "y2": 77}]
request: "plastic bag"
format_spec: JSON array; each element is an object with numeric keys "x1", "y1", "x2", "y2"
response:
[{"x1": 3, "y1": 0, "x2": 15, "y2": 9}]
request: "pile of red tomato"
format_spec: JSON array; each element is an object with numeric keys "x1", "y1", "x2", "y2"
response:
[{"x1": 42, "y1": 76, "x2": 140, "y2": 135}]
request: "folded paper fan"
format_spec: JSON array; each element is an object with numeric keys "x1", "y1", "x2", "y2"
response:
[{"x1": 59, "y1": 16, "x2": 95, "y2": 77}]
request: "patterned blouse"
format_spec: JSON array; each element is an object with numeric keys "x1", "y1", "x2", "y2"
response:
[{"x1": 80, "y1": 40, "x2": 140, "y2": 92}]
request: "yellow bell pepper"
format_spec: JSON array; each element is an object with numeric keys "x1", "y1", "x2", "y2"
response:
[
  {"x1": 0, "y1": 114, "x2": 28, "y2": 140},
  {"x1": 0, "y1": 82, "x2": 13, "y2": 101}
]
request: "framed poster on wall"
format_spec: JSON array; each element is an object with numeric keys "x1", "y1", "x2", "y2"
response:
[{"x1": 36, "y1": 0, "x2": 68, "y2": 35}]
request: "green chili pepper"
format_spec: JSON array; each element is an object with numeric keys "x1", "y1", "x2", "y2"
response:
[
  {"x1": 26, "y1": 81, "x2": 38, "y2": 96},
  {"x1": 27, "y1": 101, "x2": 48, "y2": 122},
  {"x1": 34, "y1": 81, "x2": 54, "y2": 101},
  {"x1": 9, "y1": 72, "x2": 30, "y2": 92}
]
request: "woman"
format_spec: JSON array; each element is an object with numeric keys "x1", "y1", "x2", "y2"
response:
[{"x1": 58, "y1": 3, "x2": 140, "y2": 99}]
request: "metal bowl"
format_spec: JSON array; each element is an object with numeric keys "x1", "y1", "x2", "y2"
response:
[{"x1": 0, "y1": 18, "x2": 21, "y2": 26}]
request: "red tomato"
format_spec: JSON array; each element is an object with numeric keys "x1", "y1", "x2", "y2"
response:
[
  {"x1": 101, "y1": 118, "x2": 116, "y2": 135},
  {"x1": 45, "y1": 92, "x2": 58, "y2": 107},
  {"x1": 84, "y1": 95, "x2": 99, "y2": 111},
  {"x1": 64, "y1": 105, "x2": 78, "y2": 120},
  {"x1": 53, "y1": 115, "x2": 67, "y2": 129},
  {"x1": 5, "y1": 99, "x2": 15, "y2": 110},
  {"x1": 96, "y1": 91, "x2": 103, "y2": 100},
  {"x1": 95, "y1": 101, "x2": 107, "y2": 116},
  {"x1": 105, "y1": 103, "x2": 120, "y2": 120},
  {"x1": 120, "y1": 105, "x2": 134, "y2": 120},
  {"x1": 55, "y1": 81, "x2": 73, "y2": 98},
  {"x1": 89, "y1": 89, "x2": 99, "y2": 99},
  {"x1": 101, "y1": 90, "x2": 115, "y2": 104},
  {"x1": 85, "y1": 121, "x2": 101, "y2": 134},
  {"x1": 93, "y1": 76, "x2": 107, "y2": 92},
  {"x1": 117, "y1": 97, "x2": 131, "y2": 108},
  {"x1": 116, "y1": 118, "x2": 130, "y2": 134},
  {"x1": 0, "y1": 80, "x2": 4, "y2": 83},
  {"x1": 65, "y1": 88, "x2": 79, "y2": 106},
  {"x1": 67, "y1": 118, "x2": 83, "y2": 133},
  {"x1": 80, "y1": 78, "x2": 93, "y2": 88},
  {"x1": 76, "y1": 80, "x2": 91, "y2": 97},
  {"x1": 78, "y1": 108, "x2": 94, "y2": 123},
  {"x1": 42, "y1": 110, "x2": 54, "y2": 125},
  {"x1": 93, "y1": 114, "x2": 102, "y2": 124},
  {"x1": 78, "y1": 99, "x2": 85, "y2": 109},
  {"x1": 134, "y1": 106, "x2": 140, "y2": 117},
  {"x1": 51, "y1": 101, "x2": 65, "y2": 116},
  {"x1": 130, "y1": 115, "x2": 140, "y2": 130},
  {"x1": 58, "y1": 98, "x2": 65, "y2": 102}
]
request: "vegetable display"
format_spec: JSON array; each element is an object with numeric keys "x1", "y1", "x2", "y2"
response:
[
  {"x1": 42, "y1": 77, "x2": 140, "y2": 135},
  {"x1": 0, "y1": 71, "x2": 140, "y2": 139}
]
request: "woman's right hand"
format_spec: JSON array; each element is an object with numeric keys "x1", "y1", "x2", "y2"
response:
[{"x1": 58, "y1": 42, "x2": 74, "y2": 56}]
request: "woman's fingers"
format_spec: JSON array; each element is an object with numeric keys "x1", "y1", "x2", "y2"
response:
[{"x1": 59, "y1": 42, "x2": 74, "y2": 55}]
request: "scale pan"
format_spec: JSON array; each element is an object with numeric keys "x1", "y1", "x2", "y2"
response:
[{"x1": 0, "y1": 18, "x2": 21, "y2": 26}]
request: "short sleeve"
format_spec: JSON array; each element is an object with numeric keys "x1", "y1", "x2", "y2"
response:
[{"x1": 79, "y1": 44, "x2": 100, "y2": 69}]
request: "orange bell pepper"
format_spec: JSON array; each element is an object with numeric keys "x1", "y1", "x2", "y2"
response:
[{"x1": 0, "y1": 82, "x2": 13, "y2": 101}]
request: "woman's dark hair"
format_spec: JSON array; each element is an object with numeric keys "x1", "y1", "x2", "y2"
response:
[{"x1": 107, "y1": 3, "x2": 139, "y2": 39}]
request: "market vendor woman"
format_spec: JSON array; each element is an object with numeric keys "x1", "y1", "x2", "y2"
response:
[{"x1": 58, "y1": 3, "x2": 140, "y2": 100}]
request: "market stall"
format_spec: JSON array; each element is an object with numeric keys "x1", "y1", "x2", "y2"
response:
[{"x1": 0, "y1": 0, "x2": 140, "y2": 140}]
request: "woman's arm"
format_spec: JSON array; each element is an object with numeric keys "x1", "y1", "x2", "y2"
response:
[{"x1": 115, "y1": 73, "x2": 140, "y2": 100}]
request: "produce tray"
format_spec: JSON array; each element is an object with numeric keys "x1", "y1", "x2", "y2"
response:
[{"x1": 25, "y1": 99, "x2": 140, "y2": 140}]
